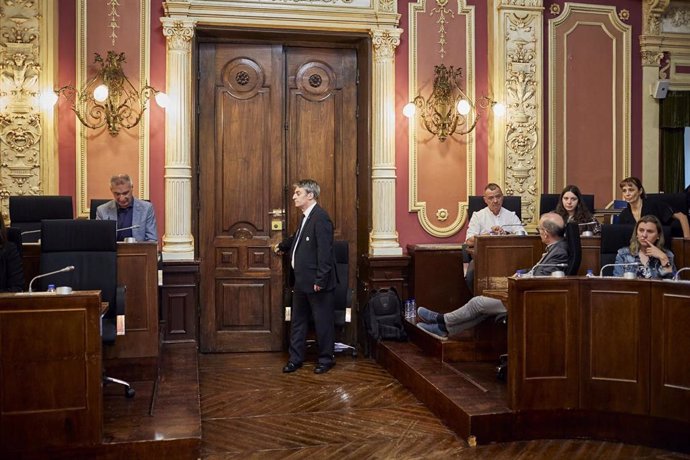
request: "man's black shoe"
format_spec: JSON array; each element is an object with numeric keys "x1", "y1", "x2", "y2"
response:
[
  {"x1": 314, "y1": 362, "x2": 335, "y2": 374},
  {"x1": 282, "y1": 362, "x2": 302, "y2": 373}
]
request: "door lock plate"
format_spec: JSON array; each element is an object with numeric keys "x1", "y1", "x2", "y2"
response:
[{"x1": 271, "y1": 220, "x2": 283, "y2": 231}]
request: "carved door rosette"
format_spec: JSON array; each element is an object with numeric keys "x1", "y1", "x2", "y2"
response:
[{"x1": 0, "y1": 1, "x2": 44, "y2": 221}]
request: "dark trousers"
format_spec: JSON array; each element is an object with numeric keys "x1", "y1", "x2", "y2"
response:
[{"x1": 289, "y1": 289, "x2": 335, "y2": 366}]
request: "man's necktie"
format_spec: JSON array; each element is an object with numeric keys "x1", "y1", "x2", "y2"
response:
[{"x1": 291, "y1": 215, "x2": 305, "y2": 268}]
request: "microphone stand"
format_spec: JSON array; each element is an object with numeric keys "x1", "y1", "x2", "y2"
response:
[
  {"x1": 28, "y1": 266, "x2": 75, "y2": 293},
  {"x1": 599, "y1": 262, "x2": 640, "y2": 277}
]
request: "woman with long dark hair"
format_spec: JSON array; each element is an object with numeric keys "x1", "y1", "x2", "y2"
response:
[{"x1": 554, "y1": 184, "x2": 600, "y2": 234}]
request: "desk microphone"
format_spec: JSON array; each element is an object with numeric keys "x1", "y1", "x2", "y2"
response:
[
  {"x1": 28, "y1": 265, "x2": 75, "y2": 293},
  {"x1": 525, "y1": 262, "x2": 568, "y2": 277},
  {"x1": 673, "y1": 267, "x2": 690, "y2": 281},
  {"x1": 21, "y1": 229, "x2": 41, "y2": 236},
  {"x1": 599, "y1": 262, "x2": 640, "y2": 277},
  {"x1": 577, "y1": 221, "x2": 598, "y2": 227},
  {"x1": 116, "y1": 224, "x2": 140, "y2": 233}
]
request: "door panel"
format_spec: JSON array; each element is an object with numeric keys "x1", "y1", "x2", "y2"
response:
[
  {"x1": 285, "y1": 48, "x2": 357, "y2": 247},
  {"x1": 199, "y1": 43, "x2": 358, "y2": 352},
  {"x1": 199, "y1": 43, "x2": 284, "y2": 352}
]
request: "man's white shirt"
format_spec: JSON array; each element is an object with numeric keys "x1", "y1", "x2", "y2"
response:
[
  {"x1": 466, "y1": 206, "x2": 524, "y2": 240},
  {"x1": 292, "y1": 202, "x2": 317, "y2": 268}
]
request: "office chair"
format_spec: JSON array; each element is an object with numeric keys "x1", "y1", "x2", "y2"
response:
[
  {"x1": 9, "y1": 195, "x2": 73, "y2": 243},
  {"x1": 468, "y1": 195, "x2": 522, "y2": 221},
  {"x1": 539, "y1": 193, "x2": 595, "y2": 215},
  {"x1": 6, "y1": 226, "x2": 23, "y2": 258},
  {"x1": 564, "y1": 222, "x2": 582, "y2": 276},
  {"x1": 647, "y1": 193, "x2": 688, "y2": 237},
  {"x1": 333, "y1": 240, "x2": 356, "y2": 357},
  {"x1": 89, "y1": 198, "x2": 112, "y2": 220},
  {"x1": 39, "y1": 219, "x2": 135, "y2": 398},
  {"x1": 609, "y1": 200, "x2": 628, "y2": 224}
]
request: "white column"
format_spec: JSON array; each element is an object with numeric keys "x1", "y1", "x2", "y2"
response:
[
  {"x1": 369, "y1": 28, "x2": 403, "y2": 256},
  {"x1": 161, "y1": 18, "x2": 196, "y2": 260}
]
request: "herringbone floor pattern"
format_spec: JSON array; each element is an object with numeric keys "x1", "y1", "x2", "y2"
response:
[{"x1": 199, "y1": 353, "x2": 690, "y2": 459}]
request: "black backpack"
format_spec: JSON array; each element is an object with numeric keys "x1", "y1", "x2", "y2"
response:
[{"x1": 362, "y1": 287, "x2": 407, "y2": 342}]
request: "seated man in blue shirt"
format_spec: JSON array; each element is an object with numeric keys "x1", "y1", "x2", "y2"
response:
[{"x1": 96, "y1": 173, "x2": 158, "y2": 242}]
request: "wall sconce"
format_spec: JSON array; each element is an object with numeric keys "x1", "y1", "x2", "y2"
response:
[
  {"x1": 403, "y1": 64, "x2": 505, "y2": 142},
  {"x1": 49, "y1": 51, "x2": 167, "y2": 136}
]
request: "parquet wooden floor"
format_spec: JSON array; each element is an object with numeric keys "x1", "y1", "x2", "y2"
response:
[{"x1": 199, "y1": 352, "x2": 690, "y2": 459}]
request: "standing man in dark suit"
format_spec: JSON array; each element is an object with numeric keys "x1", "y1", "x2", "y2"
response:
[{"x1": 276, "y1": 179, "x2": 337, "y2": 374}]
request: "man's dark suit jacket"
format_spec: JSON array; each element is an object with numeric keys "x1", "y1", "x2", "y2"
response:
[
  {"x1": 279, "y1": 204, "x2": 337, "y2": 293},
  {"x1": 533, "y1": 239, "x2": 569, "y2": 276}
]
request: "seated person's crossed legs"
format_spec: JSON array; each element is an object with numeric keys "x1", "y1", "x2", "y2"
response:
[{"x1": 416, "y1": 296, "x2": 506, "y2": 339}]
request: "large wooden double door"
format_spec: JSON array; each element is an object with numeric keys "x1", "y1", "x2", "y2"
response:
[{"x1": 198, "y1": 43, "x2": 358, "y2": 352}]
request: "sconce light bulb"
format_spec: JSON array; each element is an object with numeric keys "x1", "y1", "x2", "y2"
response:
[
  {"x1": 402, "y1": 102, "x2": 416, "y2": 118},
  {"x1": 492, "y1": 102, "x2": 506, "y2": 117},
  {"x1": 93, "y1": 84, "x2": 109, "y2": 102},
  {"x1": 155, "y1": 92, "x2": 169, "y2": 108},
  {"x1": 457, "y1": 99, "x2": 471, "y2": 116},
  {"x1": 40, "y1": 91, "x2": 59, "y2": 109}
]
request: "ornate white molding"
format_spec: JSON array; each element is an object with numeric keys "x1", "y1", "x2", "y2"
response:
[
  {"x1": 164, "y1": 1, "x2": 402, "y2": 258},
  {"x1": 643, "y1": 0, "x2": 671, "y2": 35},
  {"x1": 407, "y1": 0, "x2": 475, "y2": 238},
  {"x1": 161, "y1": 17, "x2": 196, "y2": 260},
  {"x1": 370, "y1": 27, "x2": 403, "y2": 255}
]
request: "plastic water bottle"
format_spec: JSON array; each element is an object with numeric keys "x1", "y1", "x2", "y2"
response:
[
  {"x1": 47, "y1": 284, "x2": 56, "y2": 293},
  {"x1": 410, "y1": 298, "x2": 417, "y2": 320},
  {"x1": 585, "y1": 269, "x2": 594, "y2": 278}
]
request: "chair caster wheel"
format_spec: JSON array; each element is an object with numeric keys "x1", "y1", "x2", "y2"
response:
[{"x1": 125, "y1": 388, "x2": 136, "y2": 398}]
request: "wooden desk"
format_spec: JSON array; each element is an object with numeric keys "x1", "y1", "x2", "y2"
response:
[
  {"x1": 508, "y1": 277, "x2": 690, "y2": 424},
  {"x1": 407, "y1": 244, "x2": 472, "y2": 313},
  {"x1": 22, "y1": 243, "x2": 159, "y2": 365},
  {"x1": 0, "y1": 291, "x2": 102, "y2": 453},
  {"x1": 473, "y1": 235, "x2": 543, "y2": 295}
]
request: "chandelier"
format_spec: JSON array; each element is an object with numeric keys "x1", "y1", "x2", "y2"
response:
[
  {"x1": 50, "y1": 51, "x2": 167, "y2": 136},
  {"x1": 403, "y1": 64, "x2": 505, "y2": 142}
]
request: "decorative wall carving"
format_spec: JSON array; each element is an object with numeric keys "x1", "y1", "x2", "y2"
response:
[
  {"x1": 667, "y1": 7, "x2": 690, "y2": 27},
  {"x1": 0, "y1": 0, "x2": 42, "y2": 220},
  {"x1": 643, "y1": 0, "x2": 670, "y2": 35},
  {"x1": 503, "y1": 12, "x2": 540, "y2": 224},
  {"x1": 371, "y1": 29, "x2": 399, "y2": 60}
]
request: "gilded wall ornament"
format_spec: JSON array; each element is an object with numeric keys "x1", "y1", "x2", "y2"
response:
[
  {"x1": 436, "y1": 208, "x2": 448, "y2": 222},
  {"x1": 667, "y1": 7, "x2": 690, "y2": 27},
  {"x1": 503, "y1": 12, "x2": 539, "y2": 223},
  {"x1": 378, "y1": 0, "x2": 394, "y2": 12},
  {"x1": 431, "y1": 0, "x2": 455, "y2": 61},
  {"x1": 643, "y1": 0, "x2": 670, "y2": 35},
  {"x1": 0, "y1": 0, "x2": 43, "y2": 219},
  {"x1": 549, "y1": 4, "x2": 560, "y2": 16},
  {"x1": 640, "y1": 49, "x2": 664, "y2": 67},
  {"x1": 107, "y1": 0, "x2": 120, "y2": 46},
  {"x1": 619, "y1": 9, "x2": 630, "y2": 22},
  {"x1": 501, "y1": 0, "x2": 542, "y2": 7}
]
